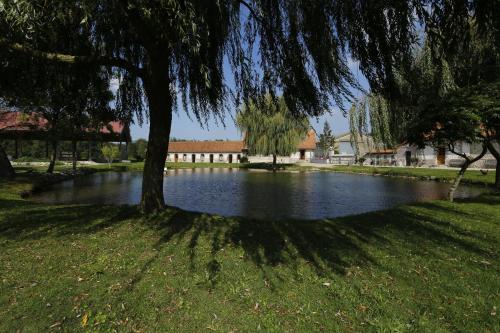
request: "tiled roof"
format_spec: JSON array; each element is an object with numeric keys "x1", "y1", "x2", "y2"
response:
[
  {"x1": 169, "y1": 130, "x2": 317, "y2": 153},
  {"x1": 168, "y1": 141, "x2": 246, "y2": 153},
  {"x1": 0, "y1": 110, "x2": 126, "y2": 135},
  {"x1": 99, "y1": 121, "x2": 127, "y2": 135},
  {"x1": 0, "y1": 110, "x2": 49, "y2": 131},
  {"x1": 297, "y1": 129, "x2": 317, "y2": 150}
]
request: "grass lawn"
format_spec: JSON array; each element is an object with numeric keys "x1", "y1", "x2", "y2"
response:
[
  {"x1": 326, "y1": 165, "x2": 496, "y2": 187},
  {"x1": 0, "y1": 175, "x2": 498, "y2": 332}
]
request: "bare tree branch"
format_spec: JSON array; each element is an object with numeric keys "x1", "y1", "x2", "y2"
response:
[
  {"x1": 0, "y1": 38, "x2": 145, "y2": 78},
  {"x1": 487, "y1": 141, "x2": 500, "y2": 159}
]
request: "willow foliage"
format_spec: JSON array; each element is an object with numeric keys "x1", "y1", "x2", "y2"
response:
[
  {"x1": 1, "y1": 0, "x2": 498, "y2": 210},
  {"x1": 349, "y1": 42, "x2": 460, "y2": 150},
  {"x1": 236, "y1": 95, "x2": 309, "y2": 157}
]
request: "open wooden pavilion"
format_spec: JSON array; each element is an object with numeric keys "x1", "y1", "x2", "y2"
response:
[{"x1": 0, "y1": 110, "x2": 131, "y2": 160}]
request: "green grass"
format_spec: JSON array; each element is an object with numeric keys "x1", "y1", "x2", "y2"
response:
[
  {"x1": 13, "y1": 161, "x2": 241, "y2": 173},
  {"x1": 326, "y1": 165, "x2": 495, "y2": 186},
  {"x1": 0, "y1": 176, "x2": 498, "y2": 332}
]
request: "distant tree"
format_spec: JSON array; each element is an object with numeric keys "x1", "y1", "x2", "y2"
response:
[
  {"x1": 318, "y1": 121, "x2": 335, "y2": 159},
  {"x1": 101, "y1": 144, "x2": 120, "y2": 167},
  {"x1": 349, "y1": 28, "x2": 500, "y2": 197},
  {"x1": 236, "y1": 95, "x2": 309, "y2": 172},
  {"x1": 427, "y1": 81, "x2": 500, "y2": 192},
  {"x1": 129, "y1": 139, "x2": 148, "y2": 162},
  {"x1": 408, "y1": 81, "x2": 500, "y2": 201}
]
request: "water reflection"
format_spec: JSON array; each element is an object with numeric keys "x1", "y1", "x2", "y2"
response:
[{"x1": 33, "y1": 169, "x2": 487, "y2": 220}]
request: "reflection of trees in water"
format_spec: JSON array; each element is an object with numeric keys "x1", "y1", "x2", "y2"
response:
[
  {"x1": 242, "y1": 172, "x2": 303, "y2": 220},
  {"x1": 35, "y1": 170, "x2": 487, "y2": 217}
]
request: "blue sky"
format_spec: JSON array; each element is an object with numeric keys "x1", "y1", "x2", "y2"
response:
[
  {"x1": 129, "y1": 60, "x2": 368, "y2": 141},
  {"x1": 130, "y1": 106, "x2": 353, "y2": 141}
]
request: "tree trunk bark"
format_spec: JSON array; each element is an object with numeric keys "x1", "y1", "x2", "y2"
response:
[
  {"x1": 487, "y1": 141, "x2": 500, "y2": 190},
  {"x1": 272, "y1": 154, "x2": 277, "y2": 172},
  {"x1": 0, "y1": 145, "x2": 15, "y2": 179},
  {"x1": 140, "y1": 61, "x2": 173, "y2": 213},
  {"x1": 47, "y1": 140, "x2": 58, "y2": 174},
  {"x1": 72, "y1": 140, "x2": 77, "y2": 173},
  {"x1": 496, "y1": 161, "x2": 500, "y2": 191},
  {"x1": 448, "y1": 162, "x2": 469, "y2": 202},
  {"x1": 448, "y1": 143, "x2": 488, "y2": 201}
]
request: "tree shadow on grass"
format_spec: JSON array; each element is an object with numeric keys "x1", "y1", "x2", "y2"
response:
[
  {"x1": 145, "y1": 199, "x2": 495, "y2": 280},
  {"x1": 1, "y1": 195, "x2": 497, "y2": 290},
  {"x1": 0, "y1": 200, "x2": 140, "y2": 240}
]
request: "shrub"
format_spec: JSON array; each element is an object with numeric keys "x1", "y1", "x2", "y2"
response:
[{"x1": 101, "y1": 144, "x2": 120, "y2": 166}]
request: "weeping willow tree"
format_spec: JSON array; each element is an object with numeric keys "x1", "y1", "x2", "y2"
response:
[
  {"x1": 1, "y1": 1, "x2": 498, "y2": 212},
  {"x1": 349, "y1": 42, "x2": 458, "y2": 149},
  {"x1": 349, "y1": 25, "x2": 500, "y2": 199},
  {"x1": 236, "y1": 95, "x2": 309, "y2": 171}
]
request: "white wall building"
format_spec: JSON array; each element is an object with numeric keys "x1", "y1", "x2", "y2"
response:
[
  {"x1": 167, "y1": 141, "x2": 246, "y2": 164},
  {"x1": 247, "y1": 130, "x2": 317, "y2": 163},
  {"x1": 322, "y1": 132, "x2": 374, "y2": 165},
  {"x1": 166, "y1": 130, "x2": 318, "y2": 164},
  {"x1": 394, "y1": 142, "x2": 497, "y2": 168},
  {"x1": 324, "y1": 131, "x2": 497, "y2": 168}
]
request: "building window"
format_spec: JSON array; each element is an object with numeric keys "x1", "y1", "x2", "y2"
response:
[
  {"x1": 219, "y1": 154, "x2": 224, "y2": 162},
  {"x1": 200, "y1": 154, "x2": 205, "y2": 162},
  {"x1": 182, "y1": 154, "x2": 187, "y2": 161}
]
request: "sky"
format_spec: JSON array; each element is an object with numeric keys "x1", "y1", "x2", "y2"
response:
[
  {"x1": 130, "y1": 106, "x2": 352, "y2": 141},
  {"x1": 128, "y1": 60, "x2": 368, "y2": 141}
]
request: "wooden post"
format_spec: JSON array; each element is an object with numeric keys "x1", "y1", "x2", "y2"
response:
[
  {"x1": 124, "y1": 142, "x2": 129, "y2": 160},
  {"x1": 14, "y1": 138, "x2": 19, "y2": 159},
  {"x1": 72, "y1": 140, "x2": 77, "y2": 172}
]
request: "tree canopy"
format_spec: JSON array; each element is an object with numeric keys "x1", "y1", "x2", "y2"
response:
[
  {"x1": 318, "y1": 121, "x2": 335, "y2": 158},
  {"x1": 236, "y1": 95, "x2": 309, "y2": 170},
  {"x1": 1, "y1": 0, "x2": 498, "y2": 211}
]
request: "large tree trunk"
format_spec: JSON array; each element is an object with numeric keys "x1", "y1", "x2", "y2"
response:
[
  {"x1": 140, "y1": 61, "x2": 173, "y2": 213},
  {"x1": 47, "y1": 140, "x2": 58, "y2": 174},
  {"x1": 0, "y1": 145, "x2": 15, "y2": 179},
  {"x1": 487, "y1": 141, "x2": 500, "y2": 190},
  {"x1": 495, "y1": 161, "x2": 500, "y2": 191},
  {"x1": 448, "y1": 143, "x2": 488, "y2": 201},
  {"x1": 448, "y1": 162, "x2": 469, "y2": 202},
  {"x1": 272, "y1": 154, "x2": 277, "y2": 172}
]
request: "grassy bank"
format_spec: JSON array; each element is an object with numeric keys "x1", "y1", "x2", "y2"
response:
[
  {"x1": 0, "y1": 176, "x2": 498, "y2": 332},
  {"x1": 326, "y1": 165, "x2": 495, "y2": 186}
]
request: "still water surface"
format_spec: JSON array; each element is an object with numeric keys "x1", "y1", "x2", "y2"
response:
[{"x1": 32, "y1": 169, "x2": 486, "y2": 220}]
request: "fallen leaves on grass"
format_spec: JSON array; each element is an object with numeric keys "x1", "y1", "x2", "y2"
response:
[{"x1": 81, "y1": 313, "x2": 89, "y2": 327}]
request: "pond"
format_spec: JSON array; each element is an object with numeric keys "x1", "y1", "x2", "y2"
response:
[{"x1": 32, "y1": 169, "x2": 487, "y2": 220}]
